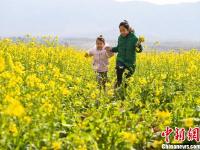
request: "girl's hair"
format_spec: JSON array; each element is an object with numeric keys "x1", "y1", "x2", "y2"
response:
[
  {"x1": 119, "y1": 20, "x2": 135, "y2": 33},
  {"x1": 96, "y1": 35, "x2": 105, "y2": 44}
]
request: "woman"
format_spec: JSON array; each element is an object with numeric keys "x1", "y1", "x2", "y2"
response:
[{"x1": 106, "y1": 20, "x2": 143, "y2": 88}]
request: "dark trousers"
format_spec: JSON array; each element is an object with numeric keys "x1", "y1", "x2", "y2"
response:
[
  {"x1": 115, "y1": 61, "x2": 136, "y2": 88},
  {"x1": 96, "y1": 72, "x2": 107, "y2": 91}
]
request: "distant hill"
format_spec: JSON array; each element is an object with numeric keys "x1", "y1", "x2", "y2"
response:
[
  {"x1": 4, "y1": 36, "x2": 200, "y2": 50},
  {"x1": 61, "y1": 38, "x2": 200, "y2": 50}
]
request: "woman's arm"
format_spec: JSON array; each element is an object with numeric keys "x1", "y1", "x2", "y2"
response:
[
  {"x1": 105, "y1": 46, "x2": 118, "y2": 53},
  {"x1": 106, "y1": 37, "x2": 120, "y2": 53},
  {"x1": 111, "y1": 46, "x2": 118, "y2": 52},
  {"x1": 112, "y1": 37, "x2": 120, "y2": 52}
]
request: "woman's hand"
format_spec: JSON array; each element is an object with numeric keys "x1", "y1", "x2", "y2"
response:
[{"x1": 136, "y1": 44, "x2": 143, "y2": 53}]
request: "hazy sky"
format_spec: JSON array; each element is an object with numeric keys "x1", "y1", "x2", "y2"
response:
[
  {"x1": 116, "y1": 0, "x2": 200, "y2": 5},
  {"x1": 0, "y1": 0, "x2": 200, "y2": 41}
]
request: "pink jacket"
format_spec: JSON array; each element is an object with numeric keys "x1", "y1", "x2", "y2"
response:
[{"x1": 88, "y1": 47, "x2": 114, "y2": 72}]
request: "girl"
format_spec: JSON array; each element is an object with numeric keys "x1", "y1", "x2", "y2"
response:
[
  {"x1": 85, "y1": 35, "x2": 114, "y2": 91},
  {"x1": 105, "y1": 20, "x2": 143, "y2": 88}
]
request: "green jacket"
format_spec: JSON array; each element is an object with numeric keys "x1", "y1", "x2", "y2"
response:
[{"x1": 112, "y1": 32, "x2": 142, "y2": 67}]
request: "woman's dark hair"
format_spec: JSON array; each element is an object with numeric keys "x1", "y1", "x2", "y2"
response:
[
  {"x1": 119, "y1": 20, "x2": 135, "y2": 33},
  {"x1": 96, "y1": 35, "x2": 105, "y2": 44}
]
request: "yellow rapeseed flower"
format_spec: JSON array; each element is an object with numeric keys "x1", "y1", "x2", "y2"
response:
[
  {"x1": 4, "y1": 98, "x2": 25, "y2": 117},
  {"x1": 139, "y1": 77, "x2": 147, "y2": 85},
  {"x1": 9, "y1": 122, "x2": 18, "y2": 136},
  {"x1": 90, "y1": 92, "x2": 97, "y2": 99},
  {"x1": 152, "y1": 140, "x2": 163, "y2": 148},
  {"x1": 41, "y1": 101, "x2": 53, "y2": 113},
  {"x1": 6, "y1": 53, "x2": 14, "y2": 70},
  {"x1": 62, "y1": 88, "x2": 71, "y2": 96},
  {"x1": 26, "y1": 74, "x2": 41, "y2": 88},
  {"x1": 38, "y1": 64, "x2": 46, "y2": 72},
  {"x1": 155, "y1": 110, "x2": 171, "y2": 120},
  {"x1": 52, "y1": 141, "x2": 62, "y2": 150},
  {"x1": 138, "y1": 35, "x2": 145, "y2": 43},
  {"x1": 0, "y1": 56, "x2": 5, "y2": 72},
  {"x1": 14, "y1": 61, "x2": 25, "y2": 74},
  {"x1": 23, "y1": 116, "x2": 32, "y2": 124},
  {"x1": 41, "y1": 146, "x2": 48, "y2": 150},
  {"x1": 121, "y1": 131, "x2": 137, "y2": 144},
  {"x1": 184, "y1": 118, "x2": 193, "y2": 127}
]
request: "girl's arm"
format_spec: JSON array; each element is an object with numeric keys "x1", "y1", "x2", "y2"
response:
[
  {"x1": 85, "y1": 52, "x2": 92, "y2": 57},
  {"x1": 85, "y1": 49, "x2": 94, "y2": 57}
]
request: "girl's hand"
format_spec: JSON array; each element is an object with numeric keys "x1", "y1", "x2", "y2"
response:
[
  {"x1": 85, "y1": 53, "x2": 89, "y2": 57},
  {"x1": 105, "y1": 46, "x2": 112, "y2": 52}
]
